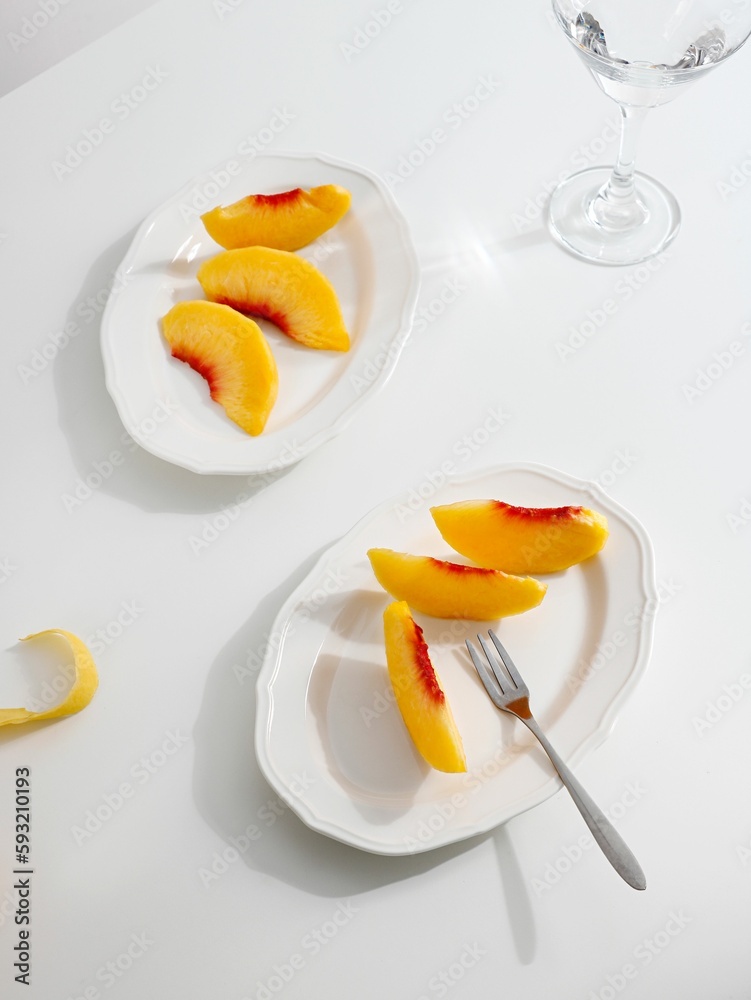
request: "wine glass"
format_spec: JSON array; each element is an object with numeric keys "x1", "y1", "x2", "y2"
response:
[{"x1": 547, "y1": 0, "x2": 751, "y2": 265}]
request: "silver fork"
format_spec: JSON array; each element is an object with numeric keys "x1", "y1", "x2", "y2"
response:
[{"x1": 466, "y1": 630, "x2": 646, "y2": 890}]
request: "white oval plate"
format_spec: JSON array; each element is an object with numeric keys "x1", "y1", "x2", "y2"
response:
[
  {"x1": 254, "y1": 462, "x2": 657, "y2": 855},
  {"x1": 101, "y1": 151, "x2": 420, "y2": 475}
]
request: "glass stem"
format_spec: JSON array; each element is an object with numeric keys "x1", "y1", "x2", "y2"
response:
[{"x1": 588, "y1": 105, "x2": 650, "y2": 231}]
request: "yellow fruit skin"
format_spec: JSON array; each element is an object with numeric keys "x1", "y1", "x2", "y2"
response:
[
  {"x1": 431, "y1": 501, "x2": 609, "y2": 574},
  {"x1": 201, "y1": 184, "x2": 351, "y2": 251},
  {"x1": 383, "y1": 601, "x2": 466, "y2": 773},
  {"x1": 0, "y1": 630, "x2": 98, "y2": 727},
  {"x1": 368, "y1": 549, "x2": 546, "y2": 619},
  {"x1": 162, "y1": 300, "x2": 278, "y2": 436},
  {"x1": 197, "y1": 247, "x2": 350, "y2": 352}
]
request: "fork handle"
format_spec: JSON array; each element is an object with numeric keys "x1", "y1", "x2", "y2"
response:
[{"x1": 521, "y1": 717, "x2": 646, "y2": 890}]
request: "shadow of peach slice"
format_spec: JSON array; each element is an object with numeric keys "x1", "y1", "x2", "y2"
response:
[
  {"x1": 0, "y1": 630, "x2": 98, "y2": 727},
  {"x1": 197, "y1": 247, "x2": 350, "y2": 352},
  {"x1": 201, "y1": 184, "x2": 351, "y2": 252}
]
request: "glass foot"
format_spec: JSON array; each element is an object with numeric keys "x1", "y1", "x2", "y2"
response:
[{"x1": 546, "y1": 166, "x2": 681, "y2": 266}]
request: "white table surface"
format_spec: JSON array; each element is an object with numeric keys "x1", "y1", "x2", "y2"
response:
[
  {"x1": 0, "y1": 0, "x2": 162, "y2": 98},
  {"x1": 2, "y1": 1, "x2": 751, "y2": 996}
]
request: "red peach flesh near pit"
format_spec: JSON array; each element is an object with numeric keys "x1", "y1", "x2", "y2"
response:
[
  {"x1": 410, "y1": 620, "x2": 445, "y2": 704},
  {"x1": 496, "y1": 501, "x2": 580, "y2": 521},
  {"x1": 252, "y1": 189, "x2": 303, "y2": 207},
  {"x1": 171, "y1": 347, "x2": 220, "y2": 399}
]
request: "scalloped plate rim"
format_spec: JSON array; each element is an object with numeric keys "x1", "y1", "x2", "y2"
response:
[
  {"x1": 254, "y1": 461, "x2": 658, "y2": 855},
  {"x1": 100, "y1": 149, "x2": 421, "y2": 475}
]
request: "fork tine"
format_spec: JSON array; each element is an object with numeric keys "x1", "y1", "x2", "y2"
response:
[
  {"x1": 478, "y1": 634, "x2": 510, "y2": 694},
  {"x1": 469, "y1": 631, "x2": 645, "y2": 889},
  {"x1": 465, "y1": 639, "x2": 505, "y2": 710},
  {"x1": 488, "y1": 630, "x2": 524, "y2": 690}
]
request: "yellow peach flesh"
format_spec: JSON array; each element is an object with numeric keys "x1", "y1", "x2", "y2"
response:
[
  {"x1": 431, "y1": 500, "x2": 609, "y2": 574},
  {"x1": 162, "y1": 300, "x2": 278, "y2": 436},
  {"x1": 201, "y1": 184, "x2": 351, "y2": 251},
  {"x1": 368, "y1": 548, "x2": 546, "y2": 619},
  {"x1": 383, "y1": 601, "x2": 466, "y2": 773},
  {"x1": 198, "y1": 247, "x2": 350, "y2": 352}
]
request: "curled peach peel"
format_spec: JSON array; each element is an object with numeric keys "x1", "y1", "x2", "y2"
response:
[
  {"x1": 431, "y1": 501, "x2": 609, "y2": 575},
  {"x1": 198, "y1": 247, "x2": 350, "y2": 352},
  {"x1": 162, "y1": 300, "x2": 278, "y2": 436},
  {"x1": 0, "y1": 630, "x2": 98, "y2": 727},
  {"x1": 368, "y1": 549, "x2": 546, "y2": 620},
  {"x1": 383, "y1": 601, "x2": 466, "y2": 773},
  {"x1": 201, "y1": 184, "x2": 352, "y2": 251}
]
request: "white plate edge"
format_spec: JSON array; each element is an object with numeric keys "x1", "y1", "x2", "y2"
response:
[
  {"x1": 253, "y1": 460, "x2": 659, "y2": 855},
  {"x1": 99, "y1": 149, "x2": 422, "y2": 476}
]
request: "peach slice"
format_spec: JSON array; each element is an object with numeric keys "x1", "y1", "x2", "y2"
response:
[
  {"x1": 368, "y1": 549, "x2": 546, "y2": 620},
  {"x1": 162, "y1": 300, "x2": 278, "y2": 436},
  {"x1": 201, "y1": 184, "x2": 351, "y2": 251},
  {"x1": 431, "y1": 501, "x2": 609, "y2": 574},
  {"x1": 383, "y1": 601, "x2": 466, "y2": 773},
  {"x1": 0, "y1": 630, "x2": 98, "y2": 727},
  {"x1": 198, "y1": 247, "x2": 350, "y2": 352}
]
